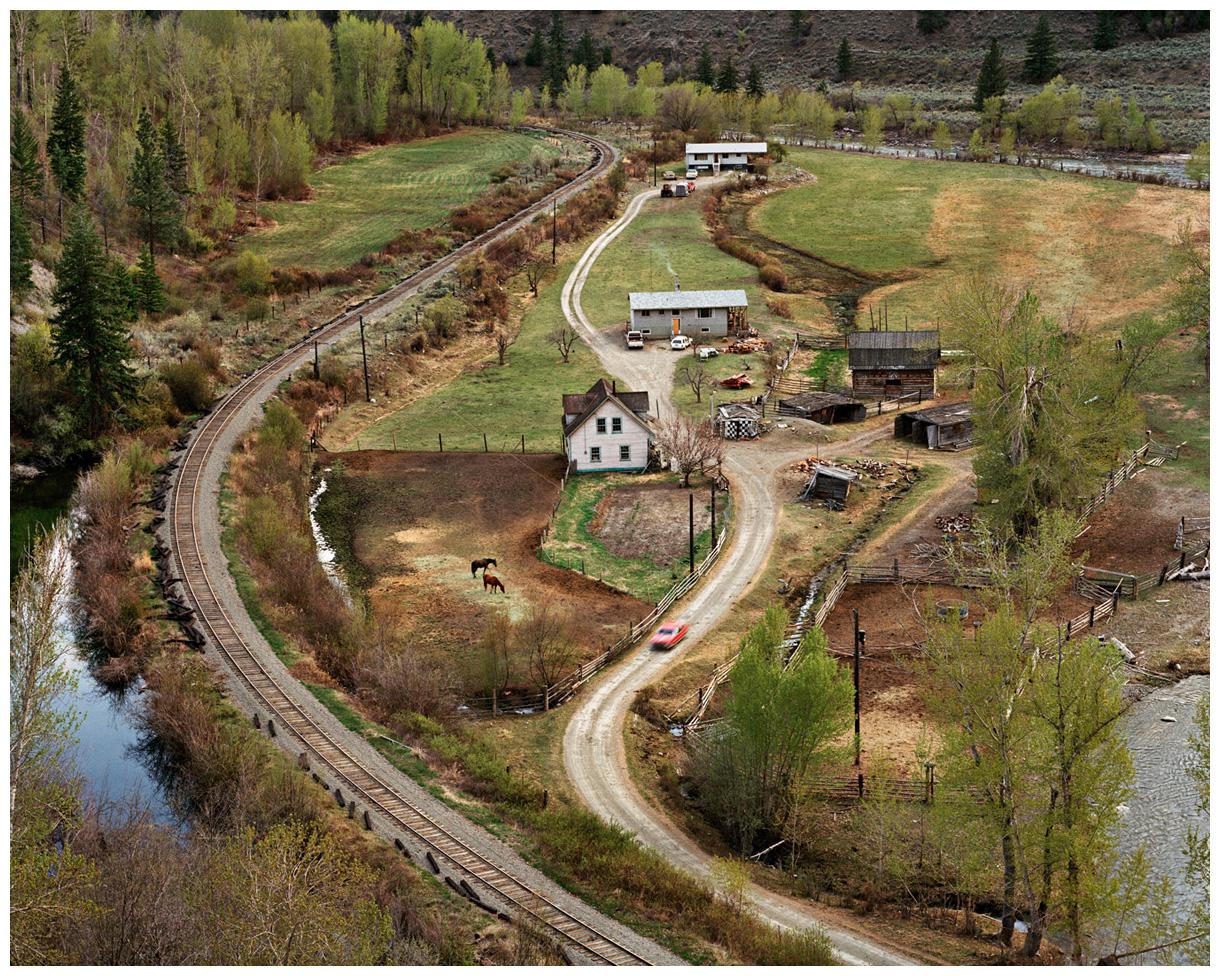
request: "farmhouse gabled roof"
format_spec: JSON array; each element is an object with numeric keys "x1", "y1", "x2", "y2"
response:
[
  {"x1": 562, "y1": 379, "x2": 651, "y2": 436},
  {"x1": 685, "y1": 142, "x2": 768, "y2": 155},
  {"x1": 847, "y1": 329, "x2": 941, "y2": 370},
  {"x1": 629, "y1": 289, "x2": 749, "y2": 312}
]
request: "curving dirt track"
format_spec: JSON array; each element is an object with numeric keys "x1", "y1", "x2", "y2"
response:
[
  {"x1": 162, "y1": 130, "x2": 684, "y2": 966},
  {"x1": 561, "y1": 184, "x2": 919, "y2": 966}
]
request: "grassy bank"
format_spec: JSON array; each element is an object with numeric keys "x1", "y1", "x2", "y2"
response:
[{"x1": 247, "y1": 129, "x2": 558, "y2": 269}]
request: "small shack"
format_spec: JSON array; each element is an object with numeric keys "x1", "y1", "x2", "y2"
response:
[
  {"x1": 776, "y1": 390, "x2": 867, "y2": 424},
  {"x1": 715, "y1": 402, "x2": 761, "y2": 440},
  {"x1": 894, "y1": 402, "x2": 973, "y2": 449},
  {"x1": 847, "y1": 329, "x2": 940, "y2": 398},
  {"x1": 799, "y1": 462, "x2": 860, "y2": 507}
]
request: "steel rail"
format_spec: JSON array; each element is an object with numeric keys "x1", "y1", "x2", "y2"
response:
[{"x1": 165, "y1": 129, "x2": 661, "y2": 966}]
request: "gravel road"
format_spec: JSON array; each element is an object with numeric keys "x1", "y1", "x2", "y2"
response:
[{"x1": 560, "y1": 183, "x2": 918, "y2": 966}]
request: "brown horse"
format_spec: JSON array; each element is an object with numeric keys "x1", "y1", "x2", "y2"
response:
[
  {"x1": 482, "y1": 572, "x2": 505, "y2": 593},
  {"x1": 471, "y1": 557, "x2": 497, "y2": 578}
]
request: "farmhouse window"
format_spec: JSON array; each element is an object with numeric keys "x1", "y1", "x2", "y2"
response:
[
  {"x1": 590, "y1": 447, "x2": 601, "y2": 462},
  {"x1": 641, "y1": 329, "x2": 651, "y2": 335},
  {"x1": 596, "y1": 418, "x2": 607, "y2": 434},
  {"x1": 640, "y1": 309, "x2": 650, "y2": 317},
  {"x1": 700, "y1": 327, "x2": 711, "y2": 333},
  {"x1": 697, "y1": 308, "x2": 712, "y2": 318},
  {"x1": 620, "y1": 445, "x2": 631, "y2": 462},
  {"x1": 611, "y1": 417, "x2": 622, "y2": 433}
]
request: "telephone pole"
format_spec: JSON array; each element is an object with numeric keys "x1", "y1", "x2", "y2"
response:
[
  {"x1": 551, "y1": 199, "x2": 557, "y2": 265},
  {"x1": 313, "y1": 339, "x2": 319, "y2": 380},
  {"x1": 652, "y1": 132, "x2": 657, "y2": 187},
  {"x1": 852, "y1": 610, "x2": 863, "y2": 768},
  {"x1": 359, "y1": 315, "x2": 371, "y2": 402},
  {"x1": 688, "y1": 493, "x2": 695, "y2": 574}
]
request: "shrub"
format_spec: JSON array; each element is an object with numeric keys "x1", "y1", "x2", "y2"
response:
[
  {"x1": 766, "y1": 297, "x2": 793, "y2": 318},
  {"x1": 160, "y1": 357, "x2": 214, "y2": 414},
  {"x1": 758, "y1": 262, "x2": 788, "y2": 291},
  {"x1": 234, "y1": 249, "x2": 271, "y2": 296},
  {"x1": 245, "y1": 297, "x2": 270, "y2": 321}
]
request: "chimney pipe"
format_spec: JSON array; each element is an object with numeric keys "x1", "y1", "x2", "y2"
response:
[
  {"x1": 674, "y1": 274, "x2": 680, "y2": 292},
  {"x1": 612, "y1": 379, "x2": 616, "y2": 394}
]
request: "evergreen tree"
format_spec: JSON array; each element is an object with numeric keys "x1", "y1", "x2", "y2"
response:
[
  {"x1": 50, "y1": 208, "x2": 138, "y2": 436},
  {"x1": 696, "y1": 44, "x2": 715, "y2": 87},
  {"x1": 974, "y1": 38, "x2": 1007, "y2": 111},
  {"x1": 545, "y1": 11, "x2": 567, "y2": 94},
  {"x1": 745, "y1": 62, "x2": 765, "y2": 99},
  {"x1": 715, "y1": 55, "x2": 739, "y2": 93},
  {"x1": 133, "y1": 244, "x2": 166, "y2": 315},
  {"x1": 11, "y1": 108, "x2": 43, "y2": 210},
  {"x1": 11, "y1": 199, "x2": 34, "y2": 296},
  {"x1": 1093, "y1": 11, "x2": 1119, "y2": 51},
  {"x1": 1023, "y1": 15, "x2": 1057, "y2": 83},
  {"x1": 128, "y1": 107, "x2": 175, "y2": 257},
  {"x1": 573, "y1": 30, "x2": 598, "y2": 73},
  {"x1": 789, "y1": 10, "x2": 810, "y2": 42},
  {"x1": 524, "y1": 29, "x2": 545, "y2": 68},
  {"x1": 160, "y1": 114, "x2": 188, "y2": 244},
  {"x1": 836, "y1": 38, "x2": 853, "y2": 81},
  {"x1": 47, "y1": 66, "x2": 86, "y2": 203},
  {"x1": 601, "y1": 44, "x2": 612, "y2": 66},
  {"x1": 916, "y1": 11, "x2": 950, "y2": 34}
]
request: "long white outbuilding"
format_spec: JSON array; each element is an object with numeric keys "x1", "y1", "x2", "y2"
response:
[{"x1": 684, "y1": 141, "x2": 768, "y2": 172}]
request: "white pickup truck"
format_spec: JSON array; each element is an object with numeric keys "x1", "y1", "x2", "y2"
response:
[{"x1": 625, "y1": 330, "x2": 645, "y2": 349}]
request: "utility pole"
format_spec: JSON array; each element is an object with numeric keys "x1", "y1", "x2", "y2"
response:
[
  {"x1": 688, "y1": 493, "x2": 695, "y2": 575},
  {"x1": 359, "y1": 315, "x2": 371, "y2": 402},
  {"x1": 853, "y1": 610, "x2": 863, "y2": 769},
  {"x1": 313, "y1": 339, "x2": 319, "y2": 380},
  {"x1": 551, "y1": 199, "x2": 557, "y2": 265},
  {"x1": 652, "y1": 132, "x2": 657, "y2": 187}
]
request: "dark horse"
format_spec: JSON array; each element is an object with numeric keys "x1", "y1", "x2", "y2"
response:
[
  {"x1": 482, "y1": 572, "x2": 505, "y2": 593},
  {"x1": 471, "y1": 557, "x2": 497, "y2": 578}
]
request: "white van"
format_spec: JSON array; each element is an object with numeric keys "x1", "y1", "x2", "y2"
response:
[{"x1": 670, "y1": 335, "x2": 692, "y2": 351}]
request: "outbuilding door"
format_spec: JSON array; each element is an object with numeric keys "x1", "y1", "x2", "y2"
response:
[{"x1": 884, "y1": 373, "x2": 902, "y2": 396}]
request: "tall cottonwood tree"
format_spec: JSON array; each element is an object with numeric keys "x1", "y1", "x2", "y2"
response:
[{"x1": 50, "y1": 208, "x2": 138, "y2": 436}]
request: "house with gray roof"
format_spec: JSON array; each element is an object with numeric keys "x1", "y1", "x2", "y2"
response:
[{"x1": 628, "y1": 285, "x2": 749, "y2": 340}]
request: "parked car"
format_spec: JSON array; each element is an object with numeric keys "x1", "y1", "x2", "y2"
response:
[
  {"x1": 673, "y1": 182, "x2": 688, "y2": 198},
  {"x1": 660, "y1": 182, "x2": 674, "y2": 198},
  {"x1": 650, "y1": 621, "x2": 689, "y2": 650},
  {"x1": 662, "y1": 170, "x2": 677, "y2": 181},
  {"x1": 670, "y1": 334, "x2": 693, "y2": 351},
  {"x1": 720, "y1": 372, "x2": 753, "y2": 389},
  {"x1": 696, "y1": 346, "x2": 719, "y2": 361},
  {"x1": 685, "y1": 168, "x2": 699, "y2": 179},
  {"x1": 626, "y1": 330, "x2": 644, "y2": 349}
]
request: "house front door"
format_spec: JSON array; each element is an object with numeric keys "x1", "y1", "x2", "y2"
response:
[{"x1": 672, "y1": 316, "x2": 680, "y2": 336}]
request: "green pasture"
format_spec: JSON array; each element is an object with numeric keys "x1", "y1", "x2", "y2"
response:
[{"x1": 246, "y1": 129, "x2": 556, "y2": 270}]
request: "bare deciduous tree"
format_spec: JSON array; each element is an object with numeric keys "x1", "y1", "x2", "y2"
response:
[
  {"x1": 524, "y1": 257, "x2": 548, "y2": 296},
  {"x1": 516, "y1": 602, "x2": 579, "y2": 690},
  {"x1": 549, "y1": 323, "x2": 578, "y2": 364},
  {"x1": 678, "y1": 361, "x2": 709, "y2": 403},
  {"x1": 494, "y1": 329, "x2": 510, "y2": 366},
  {"x1": 656, "y1": 414, "x2": 723, "y2": 487}
]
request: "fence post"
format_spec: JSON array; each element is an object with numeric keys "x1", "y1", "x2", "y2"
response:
[
  {"x1": 520, "y1": 434, "x2": 526, "y2": 454},
  {"x1": 1181, "y1": 552, "x2": 1187, "y2": 569},
  {"x1": 543, "y1": 685, "x2": 550, "y2": 712},
  {"x1": 492, "y1": 688, "x2": 498, "y2": 717},
  {"x1": 438, "y1": 433, "x2": 443, "y2": 452},
  {"x1": 1111, "y1": 590, "x2": 1119, "y2": 617},
  {"x1": 1089, "y1": 605, "x2": 1095, "y2": 628},
  {"x1": 484, "y1": 432, "x2": 489, "y2": 452},
  {"x1": 1159, "y1": 565, "x2": 1167, "y2": 586},
  {"x1": 1065, "y1": 619, "x2": 1072, "y2": 640},
  {"x1": 1132, "y1": 576, "x2": 1139, "y2": 600}
]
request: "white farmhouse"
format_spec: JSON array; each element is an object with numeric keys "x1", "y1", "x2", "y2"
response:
[
  {"x1": 684, "y1": 141, "x2": 768, "y2": 173},
  {"x1": 562, "y1": 379, "x2": 653, "y2": 473},
  {"x1": 628, "y1": 286, "x2": 749, "y2": 340}
]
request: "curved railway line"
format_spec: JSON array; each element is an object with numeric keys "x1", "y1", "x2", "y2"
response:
[{"x1": 162, "y1": 129, "x2": 678, "y2": 966}]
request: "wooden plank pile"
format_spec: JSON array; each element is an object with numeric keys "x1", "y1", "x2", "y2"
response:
[
  {"x1": 934, "y1": 513, "x2": 974, "y2": 535},
  {"x1": 724, "y1": 337, "x2": 770, "y2": 354}
]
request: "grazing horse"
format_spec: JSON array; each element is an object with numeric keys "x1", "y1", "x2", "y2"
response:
[
  {"x1": 482, "y1": 572, "x2": 505, "y2": 594},
  {"x1": 471, "y1": 557, "x2": 497, "y2": 578}
]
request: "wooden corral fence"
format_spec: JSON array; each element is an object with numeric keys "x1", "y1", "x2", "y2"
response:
[
  {"x1": 1076, "y1": 542, "x2": 1211, "y2": 602},
  {"x1": 464, "y1": 524, "x2": 730, "y2": 717},
  {"x1": 1175, "y1": 516, "x2": 1209, "y2": 551},
  {"x1": 1077, "y1": 441, "x2": 1152, "y2": 518}
]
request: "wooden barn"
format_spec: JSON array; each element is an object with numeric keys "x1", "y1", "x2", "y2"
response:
[
  {"x1": 715, "y1": 402, "x2": 761, "y2": 439},
  {"x1": 776, "y1": 390, "x2": 867, "y2": 424},
  {"x1": 894, "y1": 402, "x2": 973, "y2": 449},
  {"x1": 799, "y1": 462, "x2": 860, "y2": 507},
  {"x1": 848, "y1": 329, "x2": 940, "y2": 398}
]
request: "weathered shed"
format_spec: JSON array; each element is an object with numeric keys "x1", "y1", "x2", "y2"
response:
[
  {"x1": 715, "y1": 402, "x2": 761, "y2": 440},
  {"x1": 848, "y1": 330, "x2": 940, "y2": 398},
  {"x1": 799, "y1": 462, "x2": 860, "y2": 505},
  {"x1": 894, "y1": 402, "x2": 973, "y2": 449},
  {"x1": 776, "y1": 390, "x2": 867, "y2": 424}
]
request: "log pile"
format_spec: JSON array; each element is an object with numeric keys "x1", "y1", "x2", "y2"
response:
[
  {"x1": 724, "y1": 337, "x2": 770, "y2": 354},
  {"x1": 934, "y1": 513, "x2": 974, "y2": 535}
]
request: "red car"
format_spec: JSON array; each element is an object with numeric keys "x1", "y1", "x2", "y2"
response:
[{"x1": 650, "y1": 621, "x2": 689, "y2": 650}]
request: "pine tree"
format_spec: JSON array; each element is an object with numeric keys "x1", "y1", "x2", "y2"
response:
[
  {"x1": 545, "y1": 11, "x2": 567, "y2": 94},
  {"x1": 11, "y1": 199, "x2": 34, "y2": 296},
  {"x1": 128, "y1": 107, "x2": 175, "y2": 257},
  {"x1": 715, "y1": 55, "x2": 739, "y2": 93},
  {"x1": 160, "y1": 114, "x2": 188, "y2": 245},
  {"x1": 1093, "y1": 11, "x2": 1119, "y2": 51},
  {"x1": 1023, "y1": 15, "x2": 1057, "y2": 83},
  {"x1": 50, "y1": 208, "x2": 138, "y2": 436},
  {"x1": 696, "y1": 44, "x2": 715, "y2": 87},
  {"x1": 524, "y1": 29, "x2": 546, "y2": 68},
  {"x1": 789, "y1": 10, "x2": 810, "y2": 42},
  {"x1": 601, "y1": 44, "x2": 612, "y2": 66},
  {"x1": 11, "y1": 108, "x2": 43, "y2": 210},
  {"x1": 573, "y1": 30, "x2": 598, "y2": 73},
  {"x1": 133, "y1": 244, "x2": 165, "y2": 315},
  {"x1": 974, "y1": 38, "x2": 1007, "y2": 111},
  {"x1": 745, "y1": 62, "x2": 765, "y2": 99},
  {"x1": 836, "y1": 38, "x2": 853, "y2": 81},
  {"x1": 47, "y1": 65, "x2": 86, "y2": 203}
]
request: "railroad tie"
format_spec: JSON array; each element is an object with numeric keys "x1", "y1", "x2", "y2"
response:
[
  {"x1": 251, "y1": 712, "x2": 261, "y2": 729},
  {"x1": 425, "y1": 851, "x2": 440, "y2": 874},
  {"x1": 362, "y1": 810, "x2": 372, "y2": 830},
  {"x1": 297, "y1": 751, "x2": 309, "y2": 770},
  {"x1": 266, "y1": 719, "x2": 276, "y2": 738},
  {"x1": 444, "y1": 876, "x2": 462, "y2": 894},
  {"x1": 346, "y1": 799, "x2": 356, "y2": 819},
  {"x1": 334, "y1": 787, "x2": 344, "y2": 808}
]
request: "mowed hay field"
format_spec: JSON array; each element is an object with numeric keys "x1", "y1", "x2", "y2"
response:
[
  {"x1": 755, "y1": 149, "x2": 1209, "y2": 339},
  {"x1": 246, "y1": 128, "x2": 558, "y2": 270},
  {"x1": 317, "y1": 451, "x2": 650, "y2": 692}
]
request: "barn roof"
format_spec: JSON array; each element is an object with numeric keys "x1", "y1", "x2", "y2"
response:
[
  {"x1": 900, "y1": 401, "x2": 972, "y2": 426},
  {"x1": 777, "y1": 390, "x2": 861, "y2": 410},
  {"x1": 562, "y1": 379, "x2": 651, "y2": 436},
  {"x1": 685, "y1": 142, "x2": 768, "y2": 155},
  {"x1": 629, "y1": 289, "x2": 749, "y2": 312},
  {"x1": 807, "y1": 462, "x2": 859, "y2": 482},
  {"x1": 847, "y1": 329, "x2": 940, "y2": 370}
]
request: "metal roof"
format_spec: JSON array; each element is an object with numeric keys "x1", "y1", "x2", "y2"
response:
[
  {"x1": 716, "y1": 403, "x2": 760, "y2": 420},
  {"x1": 808, "y1": 463, "x2": 859, "y2": 482},
  {"x1": 900, "y1": 402, "x2": 972, "y2": 426},
  {"x1": 778, "y1": 390, "x2": 861, "y2": 409},
  {"x1": 685, "y1": 142, "x2": 768, "y2": 155},
  {"x1": 629, "y1": 289, "x2": 748, "y2": 311}
]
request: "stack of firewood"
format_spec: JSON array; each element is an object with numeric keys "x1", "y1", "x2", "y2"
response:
[
  {"x1": 934, "y1": 513, "x2": 974, "y2": 535},
  {"x1": 724, "y1": 337, "x2": 771, "y2": 354}
]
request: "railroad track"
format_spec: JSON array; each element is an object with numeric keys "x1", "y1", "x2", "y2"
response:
[{"x1": 164, "y1": 129, "x2": 672, "y2": 966}]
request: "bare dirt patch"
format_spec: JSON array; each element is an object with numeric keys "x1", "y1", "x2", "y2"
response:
[
  {"x1": 319, "y1": 450, "x2": 651, "y2": 690},
  {"x1": 1110, "y1": 185, "x2": 1209, "y2": 242},
  {"x1": 592, "y1": 484, "x2": 712, "y2": 564}
]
